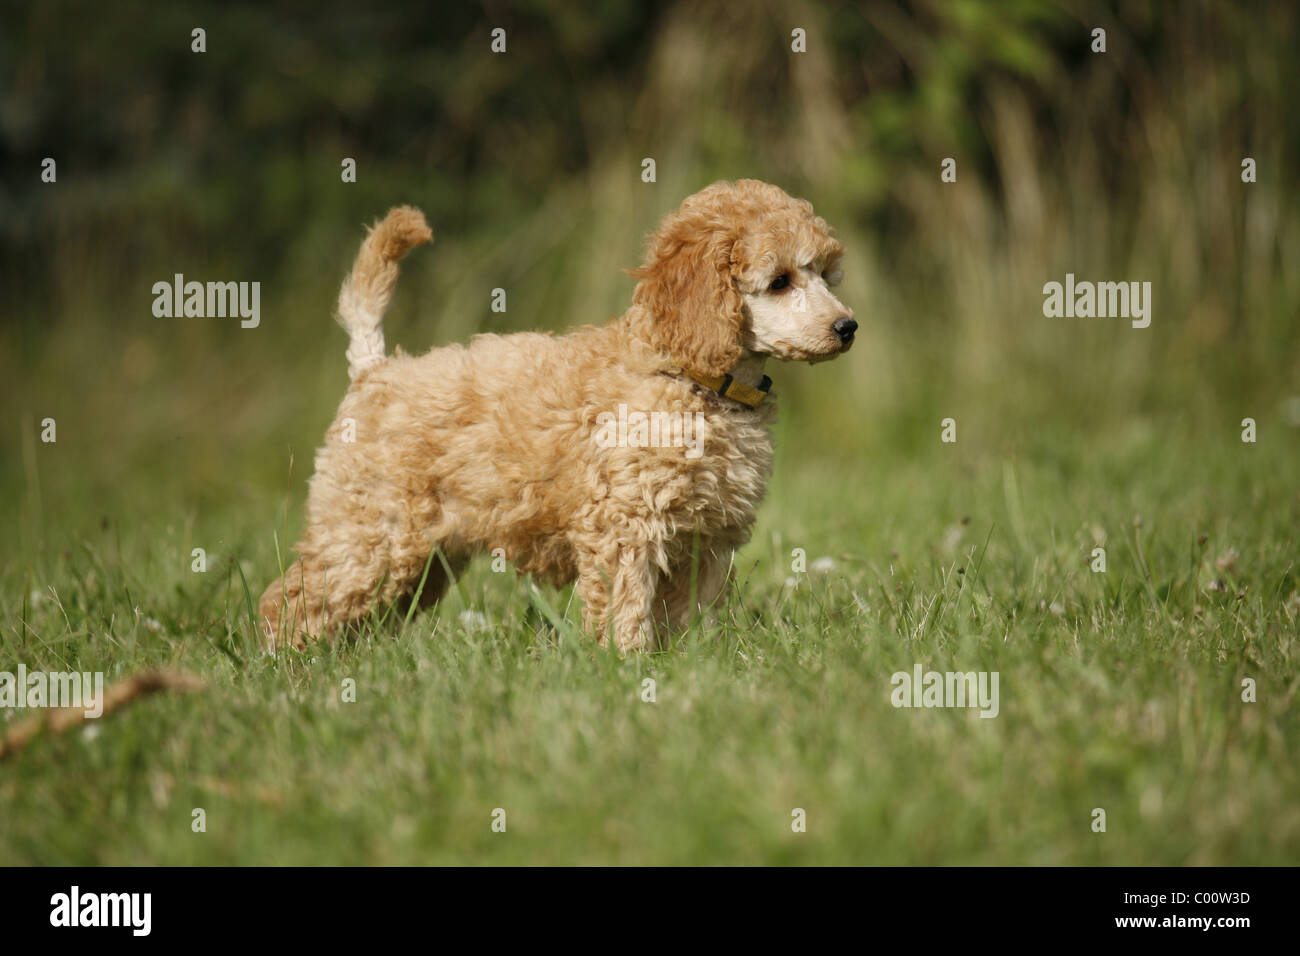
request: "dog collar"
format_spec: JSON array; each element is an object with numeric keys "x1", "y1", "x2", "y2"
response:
[{"x1": 683, "y1": 369, "x2": 772, "y2": 408}]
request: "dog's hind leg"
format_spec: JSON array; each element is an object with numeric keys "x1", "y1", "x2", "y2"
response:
[
  {"x1": 257, "y1": 560, "x2": 328, "y2": 650},
  {"x1": 259, "y1": 517, "x2": 467, "y2": 649},
  {"x1": 392, "y1": 549, "x2": 468, "y2": 622}
]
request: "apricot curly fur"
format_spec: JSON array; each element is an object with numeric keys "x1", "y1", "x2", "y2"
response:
[{"x1": 258, "y1": 180, "x2": 845, "y2": 653}]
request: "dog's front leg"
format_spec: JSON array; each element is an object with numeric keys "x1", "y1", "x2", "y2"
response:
[
  {"x1": 610, "y1": 545, "x2": 657, "y2": 653},
  {"x1": 575, "y1": 544, "x2": 656, "y2": 653},
  {"x1": 655, "y1": 547, "x2": 735, "y2": 634}
]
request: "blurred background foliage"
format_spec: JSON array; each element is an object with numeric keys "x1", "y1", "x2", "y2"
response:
[
  {"x1": 4, "y1": 2, "x2": 1299, "y2": 867},
  {"x1": 1, "y1": 0, "x2": 1296, "y2": 544}
]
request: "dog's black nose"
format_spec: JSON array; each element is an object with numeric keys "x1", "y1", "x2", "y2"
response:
[{"x1": 831, "y1": 317, "x2": 858, "y2": 343}]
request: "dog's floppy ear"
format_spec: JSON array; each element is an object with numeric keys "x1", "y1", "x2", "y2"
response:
[{"x1": 630, "y1": 226, "x2": 744, "y2": 379}]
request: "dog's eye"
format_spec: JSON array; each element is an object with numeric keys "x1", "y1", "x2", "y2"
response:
[
  {"x1": 823, "y1": 268, "x2": 843, "y2": 287},
  {"x1": 769, "y1": 274, "x2": 790, "y2": 291}
]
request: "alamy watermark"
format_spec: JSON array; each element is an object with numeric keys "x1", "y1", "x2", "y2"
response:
[
  {"x1": 50, "y1": 886, "x2": 151, "y2": 936},
  {"x1": 891, "y1": 664, "x2": 999, "y2": 718},
  {"x1": 0, "y1": 665, "x2": 105, "y2": 718},
  {"x1": 595, "y1": 404, "x2": 705, "y2": 459},
  {"x1": 1043, "y1": 273, "x2": 1151, "y2": 328},
  {"x1": 152, "y1": 274, "x2": 260, "y2": 328}
]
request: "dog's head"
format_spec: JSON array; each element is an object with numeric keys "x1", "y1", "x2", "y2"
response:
[{"x1": 630, "y1": 179, "x2": 854, "y2": 378}]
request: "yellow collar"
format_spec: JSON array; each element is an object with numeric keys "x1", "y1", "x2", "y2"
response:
[{"x1": 683, "y1": 369, "x2": 773, "y2": 408}]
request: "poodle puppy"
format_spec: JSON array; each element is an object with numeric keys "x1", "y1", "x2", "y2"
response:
[{"x1": 258, "y1": 179, "x2": 855, "y2": 652}]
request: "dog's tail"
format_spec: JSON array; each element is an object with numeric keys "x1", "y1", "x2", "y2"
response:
[{"x1": 337, "y1": 206, "x2": 433, "y2": 379}]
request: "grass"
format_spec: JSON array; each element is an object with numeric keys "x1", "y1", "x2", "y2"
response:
[
  {"x1": 4, "y1": 0, "x2": 1297, "y2": 868},
  {"x1": 2, "y1": 379, "x2": 1296, "y2": 864}
]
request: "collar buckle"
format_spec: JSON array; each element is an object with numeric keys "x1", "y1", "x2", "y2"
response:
[{"x1": 684, "y1": 369, "x2": 772, "y2": 408}]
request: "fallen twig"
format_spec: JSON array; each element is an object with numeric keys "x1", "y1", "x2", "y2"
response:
[{"x1": 0, "y1": 668, "x2": 206, "y2": 761}]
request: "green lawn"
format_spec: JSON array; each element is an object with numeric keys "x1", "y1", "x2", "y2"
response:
[
  {"x1": 3, "y1": 382, "x2": 1296, "y2": 865},
  {"x1": 4, "y1": 0, "x2": 1297, "y2": 869}
]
